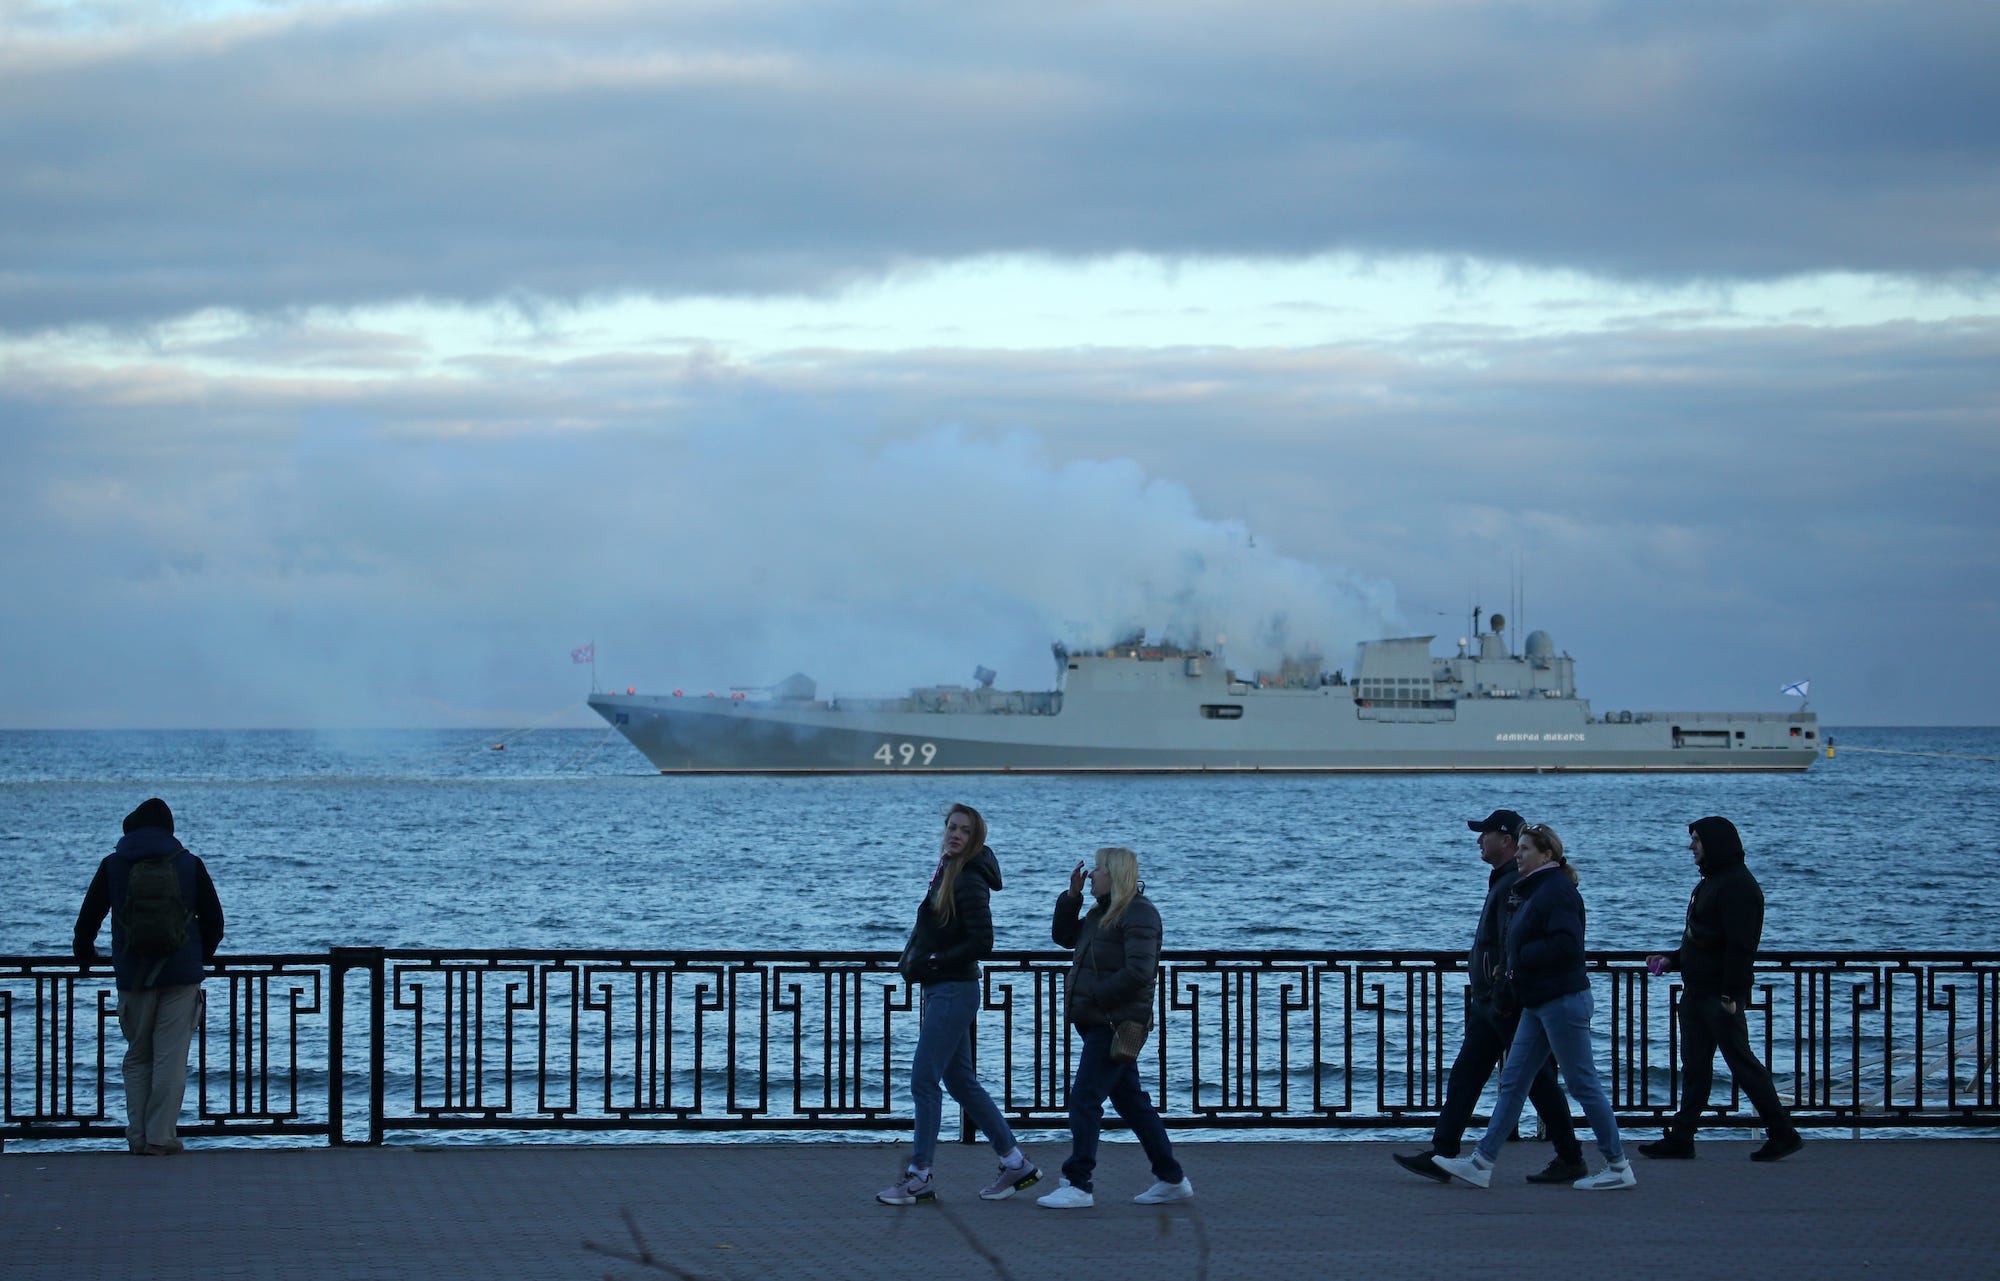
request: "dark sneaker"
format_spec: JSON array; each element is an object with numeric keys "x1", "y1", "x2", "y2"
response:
[
  {"x1": 1638, "y1": 1133, "x2": 1697, "y2": 1160},
  {"x1": 1750, "y1": 1130, "x2": 1803, "y2": 1163},
  {"x1": 1393, "y1": 1150, "x2": 1451, "y2": 1184},
  {"x1": 1525, "y1": 1156, "x2": 1588, "y2": 1184}
]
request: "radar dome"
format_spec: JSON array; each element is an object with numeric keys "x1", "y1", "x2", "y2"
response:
[{"x1": 1524, "y1": 630, "x2": 1555, "y2": 659}]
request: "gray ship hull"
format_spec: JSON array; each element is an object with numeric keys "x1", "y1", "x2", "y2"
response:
[{"x1": 588, "y1": 636, "x2": 1818, "y2": 773}]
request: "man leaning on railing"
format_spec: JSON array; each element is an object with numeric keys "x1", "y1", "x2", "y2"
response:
[{"x1": 72, "y1": 798, "x2": 226, "y2": 1157}]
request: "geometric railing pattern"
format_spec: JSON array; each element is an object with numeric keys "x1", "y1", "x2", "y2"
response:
[{"x1": 4, "y1": 950, "x2": 1995, "y2": 1146}]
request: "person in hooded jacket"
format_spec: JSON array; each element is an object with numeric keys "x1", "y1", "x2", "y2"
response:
[
  {"x1": 72, "y1": 798, "x2": 225, "y2": 1155},
  {"x1": 1036, "y1": 845, "x2": 1192, "y2": 1209},
  {"x1": 877, "y1": 804, "x2": 1039, "y2": 1205},
  {"x1": 1641, "y1": 816, "x2": 1802, "y2": 1162}
]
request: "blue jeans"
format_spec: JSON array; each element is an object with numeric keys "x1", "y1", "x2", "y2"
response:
[
  {"x1": 1059, "y1": 1023, "x2": 1184, "y2": 1192},
  {"x1": 1433, "y1": 992, "x2": 1583, "y2": 1162},
  {"x1": 1475, "y1": 987, "x2": 1624, "y2": 1165},
  {"x1": 909, "y1": 980, "x2": 1015, "y2": 1168}
]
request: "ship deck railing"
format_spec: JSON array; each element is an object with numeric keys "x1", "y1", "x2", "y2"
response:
[
  {"x1": 1619, "y1": 710, "x2": 1818, "y2": 723},
  {"x1": 4, "y1": 948, "x2": 1991, "y2": 1147}
]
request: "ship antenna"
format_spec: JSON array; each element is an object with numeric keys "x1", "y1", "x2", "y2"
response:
[{"x1": 1513, "y1": 555, "x2": 1527, "y2": 657}]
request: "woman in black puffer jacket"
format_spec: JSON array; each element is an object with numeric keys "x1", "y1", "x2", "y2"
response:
[
  {"x1": 876, "y1": 804, "x2": 1040, "y2": 1206},
  {"x1": 1035, "y1": 846, "x2": 1192, "y2": 1210}
]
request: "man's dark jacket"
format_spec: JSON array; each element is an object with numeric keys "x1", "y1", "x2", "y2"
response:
[
  {"x1": 73, "y1": 827, "x2": 225, "y2": 989},
  {"x1": 1469, "y1": 862, "x2": 1523, "y2": 1006},
  {"x1": 900, "y1": 845, "x2": 1001, "y2": 984},
  {"x1": 1662, "y1": 816, "x2": 1764, "y2": 1006}
]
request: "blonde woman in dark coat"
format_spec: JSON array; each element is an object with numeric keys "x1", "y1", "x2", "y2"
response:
[{"x1": 1037, "y1": 846, "x2": 1192, "y2": 1209}]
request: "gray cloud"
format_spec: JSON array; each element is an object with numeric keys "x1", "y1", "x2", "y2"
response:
[
  {"x1": 3, "y1": 313, "x2": 1994, "y2": 726},
  {"x1": 4, "y1": 0, "x2": 1998, "y2": 329}
]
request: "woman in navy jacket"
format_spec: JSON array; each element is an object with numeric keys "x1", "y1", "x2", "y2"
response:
[{"x1": 1433, "y1": 823, "x2": 1635, "y2": 1191}]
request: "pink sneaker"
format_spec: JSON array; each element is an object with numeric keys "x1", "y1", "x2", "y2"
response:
[
  {"x1": 979, "y1": 1161, "x2": 1042, "y2": 1200},
  {"x1": 875, "y1": 1169, "x2": 935, "y2": 1205}
]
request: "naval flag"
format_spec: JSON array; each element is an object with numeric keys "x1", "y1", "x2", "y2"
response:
[
  {"x1": 1782, "y1": 680, "x2": 1810, "y2": 698},
  {"x1": 571, "y1": 645, "x2": 595, "y2": 664}
]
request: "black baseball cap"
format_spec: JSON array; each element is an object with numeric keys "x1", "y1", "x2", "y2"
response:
[{"x1": 1467, "y1": 809, "x2": 1525, "y2": 837}]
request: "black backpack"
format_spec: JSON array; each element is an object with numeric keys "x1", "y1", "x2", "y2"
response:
[{"x1": 118, "y1": 854, "x2": 192, "y2": 965}]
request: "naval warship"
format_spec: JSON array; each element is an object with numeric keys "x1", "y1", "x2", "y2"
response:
[{"x1": 587, "y1": 612, "x2": 1818, "y2": 774}]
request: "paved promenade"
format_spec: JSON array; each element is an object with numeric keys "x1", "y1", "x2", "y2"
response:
[{"x1": 5, "y1": 1137, "x2": 1995, "y2": 1280}]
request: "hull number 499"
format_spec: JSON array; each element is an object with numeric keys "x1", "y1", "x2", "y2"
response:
[{"x1": 874, "y1": 742, "x2": 938, "y2": 766}]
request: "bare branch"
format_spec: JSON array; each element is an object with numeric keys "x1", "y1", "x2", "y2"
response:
[
  {"x1": 581, "y1": 1206, "x2": 718, "y2": 1281},
  {"x1": 931, "y1": 1197, "x2": 1017, "y2": 1281}
]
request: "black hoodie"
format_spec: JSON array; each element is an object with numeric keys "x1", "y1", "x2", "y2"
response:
[
  {"x1": 1663, "y1": 816, "x2": 1764, "y2": 1004},
  {"x1": 900, "y1": 845, "x2": 1002, "y2": 984}
]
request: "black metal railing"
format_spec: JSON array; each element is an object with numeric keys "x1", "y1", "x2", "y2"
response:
[{"x1": 4, "y1": 950, "x2": 1995, "y2": 1147}]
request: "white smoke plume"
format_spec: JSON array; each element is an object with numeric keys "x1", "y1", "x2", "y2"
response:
[
  {"x1": 4, "y1": 410, "x2": 1404, "y2": 725},
  {"x1": 603, "y1": 427, "x2": 1403, "y2": 697}
]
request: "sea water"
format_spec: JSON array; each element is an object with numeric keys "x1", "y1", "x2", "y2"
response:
[{"x1": 4, "y1": 726, "x2": 1995, "y2": 957}]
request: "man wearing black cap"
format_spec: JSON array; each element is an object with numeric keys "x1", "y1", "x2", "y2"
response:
[
  {"x1": 1640, "y1": 816, "x2": 1802, "y2": 1162},
  {"x1": 1394, "y1": 808, "x2": 1586, "y2": 1185},
  {"x1": 73, "y1": 798, "x2": 226, "y2": 1155}
]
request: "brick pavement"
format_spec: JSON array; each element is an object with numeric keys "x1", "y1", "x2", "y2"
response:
[{"x1": 4, "y1": 1137, "x2": 1995, "y2": 1281}]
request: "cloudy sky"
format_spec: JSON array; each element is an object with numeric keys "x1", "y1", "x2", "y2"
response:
[{"x1": 3, "y1": 0, "x2": 1996, "y2": 729}]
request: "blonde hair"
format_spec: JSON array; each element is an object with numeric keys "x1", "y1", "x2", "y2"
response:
[
  {"x1": 930, "y1": 803, "x2": 987, "y2": 924},
  {"x1": 1521, "y1": 822, "x2": 1579, "y2": 886},
  {"x1": 1093, "y1": 846, "x2": 1141, "y2": 927}
]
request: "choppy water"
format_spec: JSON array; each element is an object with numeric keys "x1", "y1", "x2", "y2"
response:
[{"x1": 5, "y1": 726, "x2": 1996, "y2": 957}]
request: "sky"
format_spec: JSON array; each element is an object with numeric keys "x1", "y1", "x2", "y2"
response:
[{"x1": 2, "y1": 0, "x2": 1997, "y2": 729}]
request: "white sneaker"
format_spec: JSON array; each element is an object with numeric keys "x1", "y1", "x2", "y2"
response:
[
  {"x1": 1133, "y1": 1178, "x2": 1194, "y2": 1204},
  {"x1": 1037, "y1": 1178, "x2": 1095, "y2": 1209},
  {"x1": 1430, "y1": 1154, "x2": 1493, "y2": 1188},
  {"x1": 1574, "y1": 1160, "x2": 1638, "y2": 1190}
]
